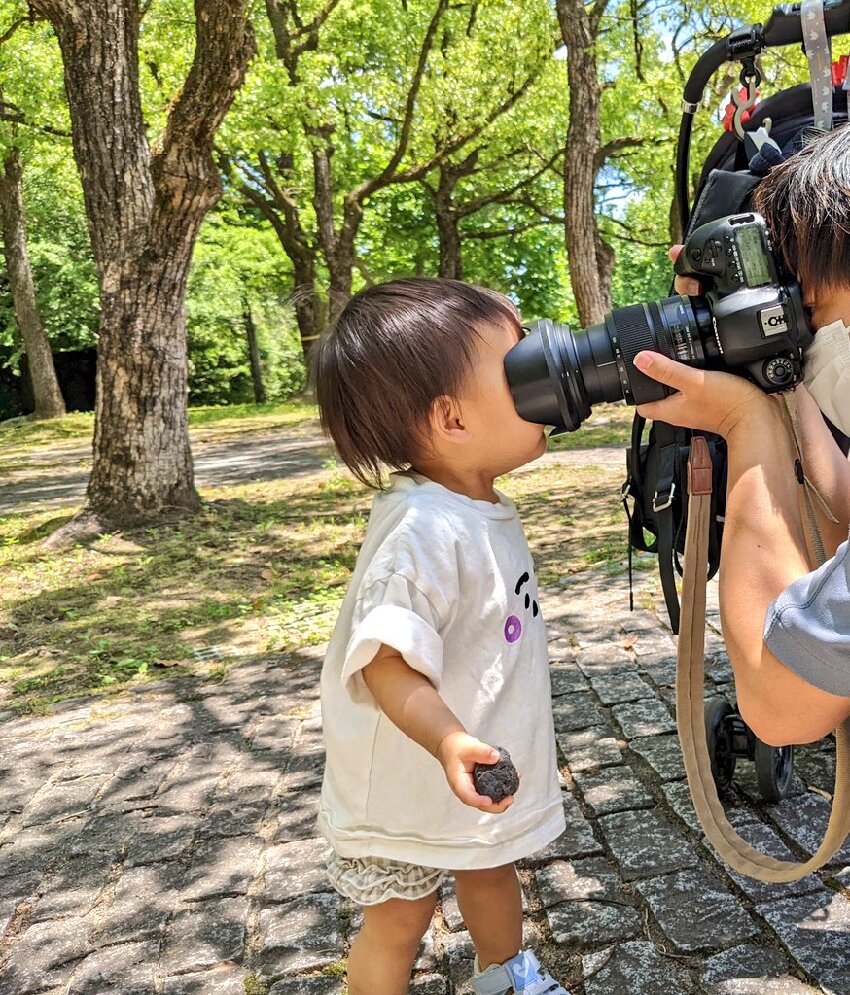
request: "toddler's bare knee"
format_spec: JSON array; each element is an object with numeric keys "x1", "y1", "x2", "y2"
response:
[{"x1": 363, "y1": 894, "x2": 437, "y2": 951}]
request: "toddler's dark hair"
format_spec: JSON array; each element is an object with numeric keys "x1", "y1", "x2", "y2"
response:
[
  {"x1": 314, "y1": 277, "x2": 520, "y2": 488},
  {"x1": 755, "y1": 125, "x2": 850, "y2": 295}
]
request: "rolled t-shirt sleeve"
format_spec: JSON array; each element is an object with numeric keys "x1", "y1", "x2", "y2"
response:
[
  {"x1": 341, "y1": 574, "x2": 446, "y2": 704},
  {"x1": 764, "y1": 539, "x2": 850, "y2": 697}
]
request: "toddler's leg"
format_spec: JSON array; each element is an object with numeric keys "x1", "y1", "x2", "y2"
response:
[
  {"x1": 454, "y1": 863, "x2": 523, "y2": 970},
  {"x1": 347, "y1": 891, "x2": 439, "y2": 995}
]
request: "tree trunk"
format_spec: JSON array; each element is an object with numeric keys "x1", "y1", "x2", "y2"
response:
[
  {"x1": 242, "y1": 297, "x2": 266, "y2": 403},
  {"x1": 31, "y1": 0, "x2": 254, "y2": 530},
  {"x1": 91, "y1": 256, "x2": 198, "y2": 519},
  {"x1": 284, "y1": 232, "x2": 323, "y2": 360},
  {"x1": 595, "y1": 230, "x2": 614, "y2": 314},
  {"x1": 313, "y1": 142, "x2": 359, "y2": 324},
  {"x1": 432, "y1": 163, "x2": 464, "y2": 280},
  {"x1": 556, "y1": 0, "x2": 609, "y2": 328},
  {"x1": 436, "y1": 205, "x2": 463, "y2": 280},
  {"x1": 0, "y1": 149, "x2": 66, "y2": 420},
  {"x1": 238, "y1": 157, "x2": 325, "y2": 361}
]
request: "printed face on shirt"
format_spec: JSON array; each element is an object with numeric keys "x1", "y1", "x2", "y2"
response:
[
  {"x1": 504, "y1": 569, "x2": 540, "y2": 643},
  {"x1": 458, "y1": 320, "x2": 547, "y2": 477}
]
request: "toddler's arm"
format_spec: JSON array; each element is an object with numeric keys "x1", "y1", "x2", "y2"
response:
[{"x1": 363, "y1": 642, "x2": 516, "y2": 814}]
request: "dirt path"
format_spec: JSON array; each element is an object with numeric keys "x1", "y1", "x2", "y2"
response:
[{"x1": 0, "y1": 428, "x2": 625, "y2": 515}]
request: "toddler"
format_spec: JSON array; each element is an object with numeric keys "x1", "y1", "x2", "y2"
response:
[{"x1": 314, "y1": 277, "x2": 569, "y2": 995}]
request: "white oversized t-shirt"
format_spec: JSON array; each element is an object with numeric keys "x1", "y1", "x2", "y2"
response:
[{"x1": 318, "y1": 471, "x2": 565, "y2": 869}]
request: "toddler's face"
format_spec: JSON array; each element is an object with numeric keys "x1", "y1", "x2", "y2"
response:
[{"x1": 459, "y1": 319, "x2": 547, "y2": 477}]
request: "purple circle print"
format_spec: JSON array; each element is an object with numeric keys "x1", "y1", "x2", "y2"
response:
[{"x1": 504, "y1": 615, "x2": 522, "y2": 643}]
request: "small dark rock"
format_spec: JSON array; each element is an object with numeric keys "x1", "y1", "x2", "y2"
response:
[{"x1": 473, "y1": 747, "x2": 519, "y2": 802}]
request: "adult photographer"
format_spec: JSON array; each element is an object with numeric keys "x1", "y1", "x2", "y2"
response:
[{"x1": 633, "y1": 126, "x2": 850, "y2": 748}]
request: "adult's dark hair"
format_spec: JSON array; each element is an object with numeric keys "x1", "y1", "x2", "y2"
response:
[
  {"x1": 755, "y1": 125, "x2": 850, "y2": 295},
  {"x1": 313, "y1": 277, "x2": 520, "y2": 488}
]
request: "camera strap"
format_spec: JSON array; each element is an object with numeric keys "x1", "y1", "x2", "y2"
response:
[{"x1": 677, "y1": 427, "x2": 850, "y2": 882}]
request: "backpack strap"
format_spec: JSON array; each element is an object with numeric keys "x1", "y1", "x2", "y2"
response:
[
  {"x1": 686, "y1": 169, "x2": 761, "y2": 238},
  {"x1": 674, "y1": 434, "x2": 726, "y2": 583},
  {"x1": 678, "y1": 436, "x2": 850, "y2": 882},
  {"x1": 652, "y1": 421, "x2": 681, "y2": 634}
]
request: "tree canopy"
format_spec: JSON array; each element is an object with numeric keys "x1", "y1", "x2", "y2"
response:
[{"x1": 0, "y1": 0, "x2": 818, "y2": 410}]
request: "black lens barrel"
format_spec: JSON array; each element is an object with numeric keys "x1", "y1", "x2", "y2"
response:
[
  {"x1": 505, "y1": 295, "x2": 709, "y2": 431},
  {"x1": 608, "y1": 303, "x2": 669, "y2": 406}
]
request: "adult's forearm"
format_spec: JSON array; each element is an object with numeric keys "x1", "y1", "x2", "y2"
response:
[
  {"x1": 719, "y1": 406, "x2": 814, "y2": 737},
  {"x1": 719, "y1": 404, "x2": 850, "y2": 743},
  {"x1": 721, "y1": 406, "x2": 810, "y2": 614}
]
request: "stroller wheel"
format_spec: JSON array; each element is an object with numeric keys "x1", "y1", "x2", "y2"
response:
[
  {"x1": 754, "y1": 738, "x2": 795, "y2": 803},
  {"x1": 705, "y1": 697, "x2": 737, "y2": 791}
]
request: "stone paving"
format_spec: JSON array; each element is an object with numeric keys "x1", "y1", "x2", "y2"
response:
[{"x1": 1, "y1": 570, "x2": 849, "y2": 994}]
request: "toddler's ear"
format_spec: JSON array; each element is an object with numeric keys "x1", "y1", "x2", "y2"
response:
[{"x1": 429, "y1": 395, "x2": 471, "y2": 443}]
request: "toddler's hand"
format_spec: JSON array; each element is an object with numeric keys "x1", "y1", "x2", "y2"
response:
[{"x1": 436, "y1": 732, "x2": 517, "y2": 813}]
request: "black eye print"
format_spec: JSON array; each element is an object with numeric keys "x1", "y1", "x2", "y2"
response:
[
  {"x1": 532, "y1": 601, "x2": 539, "y2": 617},
  {"x1": 524, "y1": 593, "x2": 530, "y2": 609}
]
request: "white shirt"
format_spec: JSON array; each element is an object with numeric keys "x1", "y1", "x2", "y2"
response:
[{"x1": 318, "y1": 472, "x2": 565, "y2": 869}]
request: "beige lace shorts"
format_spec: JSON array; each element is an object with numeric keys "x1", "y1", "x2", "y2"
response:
[{"x1": 326, "y1": 853, "x2": 447, "y2": 906}]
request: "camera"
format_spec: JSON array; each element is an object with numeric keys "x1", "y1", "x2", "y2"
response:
[{"x1": 504, "y1": 213, "x2": 812, "y2": 432}]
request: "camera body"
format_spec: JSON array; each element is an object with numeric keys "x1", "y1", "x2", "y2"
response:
[
  {"x1": 504, "y1": 213, "x2": 813, "y2": 434},
  {"x1": 674, "y1": 213, "x2": 811, "y2": 392}
]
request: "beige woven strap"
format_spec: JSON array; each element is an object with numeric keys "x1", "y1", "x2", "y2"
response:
[
  {"x1": 781, "y1": 392, "x2": 839, "y2": 567},
  {"x1": 677, "y1": 435, "x2": 850, "y2": 882}
]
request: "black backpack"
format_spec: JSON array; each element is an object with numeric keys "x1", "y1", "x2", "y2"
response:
[{"x1": 623, "y1": 0, "x2": 850, "y2": 633}]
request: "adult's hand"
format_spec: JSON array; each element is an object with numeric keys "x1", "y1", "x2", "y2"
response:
[
  {"x1": 634, "y1": 351, "x2": 769, "y2": 438},
  {"x1": 634, "y1": 243, "x2": 771, "y2": 435},
  {"x1": 670, "y1": 244, "x2": 702, "y2": 297}
]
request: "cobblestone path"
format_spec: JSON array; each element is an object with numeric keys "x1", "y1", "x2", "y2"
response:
[{"x1": 1, "y1": 572, "x2": 848, "y2": 994}]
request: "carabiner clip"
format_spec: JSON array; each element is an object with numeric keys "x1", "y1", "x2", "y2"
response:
[{"x1": 732, "y1": 60, "x2": 762, "y2": 140}]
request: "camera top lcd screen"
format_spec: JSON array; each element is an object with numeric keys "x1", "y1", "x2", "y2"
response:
[{"x1": 735, "y1": 226, "x2": 771, "y2": 287}]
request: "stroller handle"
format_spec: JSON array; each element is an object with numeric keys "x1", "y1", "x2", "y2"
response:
[
  {"x1": 683, "y1": 0, "x2": 850, "y2": 105},
  {"x1": 676, "y1": 0, "x2": 850, "y2": 232}
]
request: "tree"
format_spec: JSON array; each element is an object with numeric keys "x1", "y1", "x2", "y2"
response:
[
  {"x1": 28, "y1": 0, "x2": 255, "y2": 531},
  {"x1": 0, "y1": 7, "x2": 68, "y2": 419},
  {"x1": 229, "y1": 0, "x2": 553, "y2": 357},
  {"x1": 556, "y1": 0, "x2": 620, "y2": 327},
  {"x1": 422, "y1": 134, "x2": 563, "y2": 281},
  {"x1": 185, "y1": 205, "x2": 303, "y2": 406},
  {"x1": 0, "y1": 147, "x2": 65, "y2": 418}
]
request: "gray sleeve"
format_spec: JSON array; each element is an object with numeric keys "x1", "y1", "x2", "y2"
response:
[{"x1": 763, "y1": 539, "x2": 850, "y2": 697}]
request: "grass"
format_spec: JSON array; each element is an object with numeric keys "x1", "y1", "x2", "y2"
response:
[
  {"x1": 0, "y1": 398, "x2": 319, "y2": 457},
  {"x1": 0, "y1": 400, "x2": 647, "y2": 715},
  {"x1": 546, "y1": 400, "x2": 634, "y2": 450}
]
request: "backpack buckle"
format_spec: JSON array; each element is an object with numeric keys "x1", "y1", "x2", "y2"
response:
[{"x1": 653, "y1": 481, "x2": 675, "y2": 512}]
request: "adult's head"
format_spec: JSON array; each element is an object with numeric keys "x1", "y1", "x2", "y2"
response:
[{"x1": 755, "y1": 126, "x2": 850, "y2": 328}]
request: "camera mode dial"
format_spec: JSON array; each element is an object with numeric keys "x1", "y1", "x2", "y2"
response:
[{"x1": 764, "y1": 356, "x2": 795, "y2": 387}]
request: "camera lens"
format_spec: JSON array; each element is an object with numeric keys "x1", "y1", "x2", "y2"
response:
[{"x1": 505, "y1": 295, "x2": 711, "y2": 432}]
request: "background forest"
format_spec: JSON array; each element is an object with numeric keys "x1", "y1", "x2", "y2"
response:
[{"x1": 0, "y1": 0, "x2": 812, "y2": 417}]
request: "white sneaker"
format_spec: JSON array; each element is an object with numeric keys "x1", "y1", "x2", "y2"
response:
[{"x1": 471, "y1": 949, "x2": 570, "y2": 995}]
